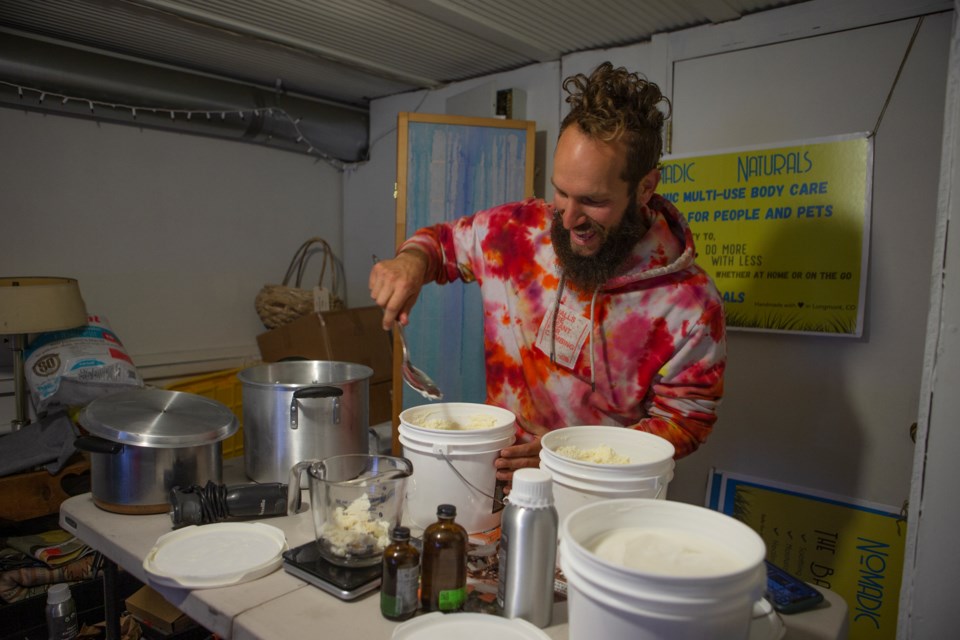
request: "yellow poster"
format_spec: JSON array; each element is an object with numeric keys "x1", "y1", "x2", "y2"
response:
[
  {"x1": 658, "y1": 134, "x2": 872, "y2": 335},
  {"x1": 708, "y1": 469, "x2": 905, "y2": 640}
]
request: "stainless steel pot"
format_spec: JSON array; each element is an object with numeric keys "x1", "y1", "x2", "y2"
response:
[
  {"x1": 238, "y1": 361, "x2": 373, "y2": 484},
  {"x1": 76, "y1": 388, "x2": 238, "y2": 514}
]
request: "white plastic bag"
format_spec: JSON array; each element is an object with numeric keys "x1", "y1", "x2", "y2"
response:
[{"x1": 25, "y1": 315, "x2": 143, "y2": 412}]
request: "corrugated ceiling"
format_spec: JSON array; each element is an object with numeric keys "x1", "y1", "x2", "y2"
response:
[{"x1": 0, "y1": 0, "x2": 811, "y2": 108}]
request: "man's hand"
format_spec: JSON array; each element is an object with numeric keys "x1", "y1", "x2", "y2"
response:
[
  {"x1": 495, "y1": 437, "x2": 544, "y2": 484},
  {"x1": 369, "y1": 251, "x2": 428, "y2": 329}
]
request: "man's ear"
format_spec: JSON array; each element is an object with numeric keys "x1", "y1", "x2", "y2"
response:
[{"x1": 636, "y1": 168, "x2": 661, "y2": 205}]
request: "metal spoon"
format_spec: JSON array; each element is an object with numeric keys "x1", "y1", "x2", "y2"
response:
[
  {"x1": 372, "y1": 254, "x2": 443, "y2": 401},
  {"x1": 397, "y1": 323, "x2": 443, "y2": 400}
]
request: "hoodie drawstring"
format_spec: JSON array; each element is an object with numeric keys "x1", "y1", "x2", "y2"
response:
[
  {"x1": 549, "y1": 273, "x2": 566, "y2": 364},
  {"x1": 588, "y1": 287, "x2": 599, "y2": 393}
]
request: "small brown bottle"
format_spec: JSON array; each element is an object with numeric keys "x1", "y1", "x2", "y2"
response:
[
  {"x1": 420, "y1": 504, "x2": 468, "y2": 612},
  {"x1": 381, "y1": 526, "x2": 420, "y2": 621}
]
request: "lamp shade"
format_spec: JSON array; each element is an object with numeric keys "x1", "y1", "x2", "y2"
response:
[{"x1": 0, "y1": 277, "x2": 88, "y2": 334}]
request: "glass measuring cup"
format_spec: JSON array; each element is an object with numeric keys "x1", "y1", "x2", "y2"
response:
[{"x1": 288, "y1": 454, "x2": 413, "y2": 567}]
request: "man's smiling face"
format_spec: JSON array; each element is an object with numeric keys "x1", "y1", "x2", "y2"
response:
[
  {"x1": 551, "y1": 124, "x2": 633, "y2": 258},
  {"x1": 550, "y1": 125, "x2": 657, "y2": 290}
]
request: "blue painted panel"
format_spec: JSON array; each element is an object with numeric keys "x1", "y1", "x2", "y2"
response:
[{"x1": 402, "y1": 120, "x2": 529, "y2": 410}]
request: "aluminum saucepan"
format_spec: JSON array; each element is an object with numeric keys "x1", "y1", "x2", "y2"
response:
[{"x1": 76, "y1": 388, "x2": 237, "y2": 514}]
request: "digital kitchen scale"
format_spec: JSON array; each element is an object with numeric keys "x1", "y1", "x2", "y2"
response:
[{"x1": 282, "y1": 541, "x2": 382, "y2": 601}]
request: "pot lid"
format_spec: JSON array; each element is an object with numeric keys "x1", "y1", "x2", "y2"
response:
[{"x1": 79, "y1": 388, "x2": 238, "y2": 448}]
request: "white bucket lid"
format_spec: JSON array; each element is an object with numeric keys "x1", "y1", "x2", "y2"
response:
[
  {"x1": 399, "y1": 403, "x2": 516, "y2": 450},
  {"x1": 391, "y1": 612, "x2": 551, "y2": 640},
  {"x1": 400, "y1": 402, "x2": 515, "y2": 430},
  {"x1": 561, "y1": 499, "x2": 766, "y2": 593},
  {"x1": 143, "y1": 522, "x2": 286, "y2": 589},
  {"x1": 540, "y1": 426, "x2": 675, "y2": 480}
]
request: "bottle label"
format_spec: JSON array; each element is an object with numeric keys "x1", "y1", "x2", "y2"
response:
[
  {"x1": 49, "y1": 611, "x2": 79, "y2": 639},
  {"x1": 385, "y1": 566, "x2": 419, "y2": 615},
  {"x1": 437, "y1": 586, "x2": 466, "y2": 611},
  {"x1": 496, "y1": 529, "x2": 509, "y2": 607}
]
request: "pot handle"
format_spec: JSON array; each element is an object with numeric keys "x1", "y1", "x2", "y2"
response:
[
  {"x1": 287, "y1": 459, "x2": 320, "y2": 515},
  {"x1": 74, "y1": 435, "x2": 123, "y2": 455},
  {"x1": 290, "y1": 386, "x2": 343, "y2": 430}
]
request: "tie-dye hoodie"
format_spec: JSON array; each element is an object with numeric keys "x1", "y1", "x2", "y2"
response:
[{"x1": 398, "y1": 195, "x2": 725, "y2": 458}]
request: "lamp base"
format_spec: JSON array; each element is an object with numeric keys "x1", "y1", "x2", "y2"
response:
[{"x1": 11, "y1": 333, "x2": 31, "y2": 431}]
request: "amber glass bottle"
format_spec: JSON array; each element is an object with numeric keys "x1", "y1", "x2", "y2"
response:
[
  {"x1": 381, "y1": 525, "x2": 420, "y2": 621},
  {"x1": 420, "y1": 504, "x2": 468, "y2": 612}
]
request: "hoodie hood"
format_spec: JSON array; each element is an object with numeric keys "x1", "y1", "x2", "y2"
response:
[{"x1": 601, "y1": 193, "x2": 697, "y2": 291}]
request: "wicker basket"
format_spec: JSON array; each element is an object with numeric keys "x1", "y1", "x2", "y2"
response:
[{"x1": 255, "y1": 237, "x2": 345, "y2": 330}]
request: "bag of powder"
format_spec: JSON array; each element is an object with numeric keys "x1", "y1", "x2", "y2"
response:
[{"x1": 25, "y1": 315, "x2": 143, "y2": 413}]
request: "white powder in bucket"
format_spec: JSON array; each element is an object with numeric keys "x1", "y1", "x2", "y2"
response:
[
  {"x1": 412, "y1": 412, "x2": 499, "y2": 430},
  {"x1": 554, "y1": 443, "x2": 631, "y2": 464},
  {"x1": 587, "y1": 527, "x2": 744, "y2": 577}
]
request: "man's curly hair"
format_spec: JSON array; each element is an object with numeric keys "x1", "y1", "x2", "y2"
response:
[{"x1": 560, "y1": 62, "x2": 671, "y2": 193}]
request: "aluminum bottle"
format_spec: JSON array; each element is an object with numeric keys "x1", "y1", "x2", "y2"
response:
[
  {"x1": 497, "y1": 468, "x2": 558, "y2": 627},
  {"x1": 45, "y1": 583, "x2": 79, "y2": 640}
]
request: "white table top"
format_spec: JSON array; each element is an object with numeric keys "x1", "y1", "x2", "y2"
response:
[{"x1": 58, "y1": 460, "x2": 847, "y2": 640}]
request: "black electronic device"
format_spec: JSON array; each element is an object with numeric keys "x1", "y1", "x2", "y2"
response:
[
  {"x1": 282, "y1": 542, "x2": 382, "y2": 601},
  {"x1": 169, "y1": 481, "x2": 289, "y2": 528},
  {"x1": 765, "y1": 560, "x2": 824, "y2": 614}
]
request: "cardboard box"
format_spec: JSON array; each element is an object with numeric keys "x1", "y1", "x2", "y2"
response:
[
  {"x1": 256, "y1": 306, "x2": 394, "y2": 425},
  {"x1": 125, "y1": 586, "x2": 197, "y2": 636}
]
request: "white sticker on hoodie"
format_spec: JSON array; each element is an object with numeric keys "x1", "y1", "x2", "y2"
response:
[{"x1": 535, "y1": 301, "x2": 591, "y2": 369}]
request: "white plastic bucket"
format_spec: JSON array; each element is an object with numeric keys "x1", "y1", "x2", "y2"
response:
[
  {"x1": 539, "y1": 426, "x2": 675, "y2": 528},
  {"x1": 392, "y1": 611, "x2": 552, "y2": 639},
  {"x1": 398, "y1": 403, "x2": 516, "y2": 533},
  {"x1": 560, "y1": 499, "x2": 766, "y2": 640}
]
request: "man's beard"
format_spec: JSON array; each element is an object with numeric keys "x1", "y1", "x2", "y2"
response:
[{"x1": 551, "y1": 199, "x2": 647, "y2": 291}]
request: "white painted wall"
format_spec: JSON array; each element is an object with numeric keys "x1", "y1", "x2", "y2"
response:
[
  {"x1": 666, "y1": 15, "x2": 949, "y2": 509},
  {"x1": 0, "y1": 110, "x2": 343, "y2": 425}
]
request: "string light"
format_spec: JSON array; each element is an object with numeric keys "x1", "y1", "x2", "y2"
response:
[{"x1": 0, "y1": 79, "x2": 345, "y2": 170}]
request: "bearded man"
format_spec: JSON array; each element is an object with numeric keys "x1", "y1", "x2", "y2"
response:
[{"x1": 369, "y1": 62, "x2": 726, "y2": 483}]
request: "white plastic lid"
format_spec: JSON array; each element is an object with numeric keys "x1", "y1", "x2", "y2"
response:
[
  {"x1": 392, "y1": 612, "x2": 551, "y2": 639},
  {"x1": 47, "y1": 583, "x2": 71, "y2": 604},
  {"x1": 143, "y1": 522, "x2": 286, "y2": 589},
  {"x1": 509, "y1": 468, "x2": 554, "y2": 508}
]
